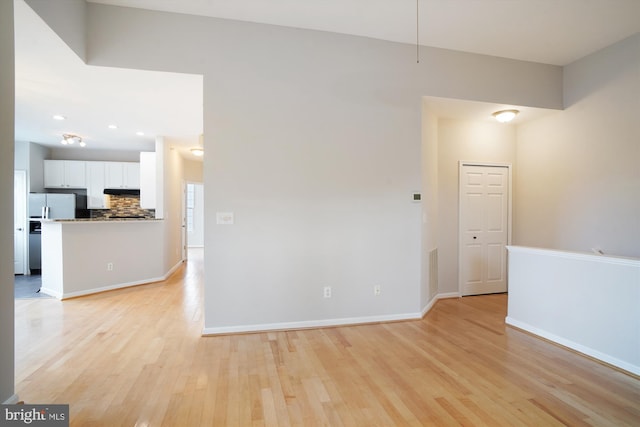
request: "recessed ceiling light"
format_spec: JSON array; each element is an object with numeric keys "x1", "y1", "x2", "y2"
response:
[
  {"x1": 52, "y1": 115, "x2": 66, "y2": 121},
  {"x1": 108, "y1": 124, "x2": 118, "y2": 129},
  {"x1": 136, "y1": 131, "x2": 145, "y2": 136},
  {"x1": 190, "y1": 148, "x2": 204, "y2": 157}
]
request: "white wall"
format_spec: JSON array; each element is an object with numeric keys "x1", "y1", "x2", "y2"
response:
[
  {"x1": 26, "y1": 1, "x2": 564, "y2": 333},
  {"x1": 183, "y1": 159, "x2": 203, "y2": 183},
  {"x1": 515, "y1": 34, "x2": 640, "y2": 258},
  {"x1": 506, "y1": 246, "x2": 640, "y2": 376},
  {"x1": 28, "y1": 142, "x2": 50, "y2": 192},
  {"x1": 0, "y1": 0, "x2": 15, "y2": 404},
  {"x1": 437, "y1": 119, "x2": 517, "y2": 294},
  {"x1": 24, "y1": 0, "x2": 86, "y2": 61},
  {"x1": 161, "y1": 140, "x2": 185, "y2": 270},
  {"x1": 41, "y1": 221, "x2": 165, "y2": 299},
  {"x1": 14, "y1": 140, "x2": 28, "y2": 170},
  {"x1": 421, "y1": 103, "x2": 439, "y2": 308},
  {"x1": 50, "y1": 147, "x2": 140, "y2": 162}
]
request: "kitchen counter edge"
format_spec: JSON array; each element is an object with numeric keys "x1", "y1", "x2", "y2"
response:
[{"x1": 41, "y1": 218, "x2": 163, "y2": 223}]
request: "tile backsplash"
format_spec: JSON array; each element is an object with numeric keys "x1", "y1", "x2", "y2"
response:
[{"x1": 91, "y1": 194, "x2": 155, "y2": 219}]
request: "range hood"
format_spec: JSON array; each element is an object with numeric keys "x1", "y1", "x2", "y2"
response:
[{"x1": 103, "y1": 188, "x2": 140, "y2": 196}]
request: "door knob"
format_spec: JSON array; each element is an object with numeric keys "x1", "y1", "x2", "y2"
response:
[{"x1": 473, "y1": 236, "x2": 477, "y2": 239}]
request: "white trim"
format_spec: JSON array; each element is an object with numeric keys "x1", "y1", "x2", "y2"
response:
[
  {"x1": 506, "y1": 317, "x2": 640, "y2": 376},
  {"x1": 39, "y1": 287, "x2": 63, "y2": 299},
  {"x1": 437, "y1": 291, "x2": 460, "y2": 300},
  {"x1": 42, "y1": 260, "x2": 184, "y2": 300},
  {"x1": 202, "y1": 312, "x2": 423, "y2": 336},
  {"x1": 3, "y1": 394, "x2": 20, "y2": 404},
  {"x1": 421, "y1": 292, "x2": 459, "y2": 317},
  {"x1": 458, "y1": 161, "x2": 512, "y2": 168},
  {"x1": 458, "y1": 162, "x2": 512, "y2": 296},
  {"x1": 421, "y1": 297, "x2": 438, "y2": 317},
  {"x1": 506, "y1": 245, "x2": 639, "y2": 267},
  {"x1": 202, "y1": 292, "x2": 462, "y2": 336}
]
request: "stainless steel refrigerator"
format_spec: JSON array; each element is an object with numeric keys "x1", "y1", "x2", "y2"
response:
[
  {"x1": 28, "y1": 193, "x2": 77, "y2": 272},
  {"x1": 29, "y1": 193, "x2": 77, "y2": 221}
]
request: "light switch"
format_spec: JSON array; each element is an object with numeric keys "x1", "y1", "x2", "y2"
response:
[{"x1": 216, "y1": 212, "x2": 234, "y2": 225}]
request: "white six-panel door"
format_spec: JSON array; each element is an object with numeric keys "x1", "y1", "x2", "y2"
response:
[{"x1": 459, "y1": 164, "x2": 510, "y2": 296}]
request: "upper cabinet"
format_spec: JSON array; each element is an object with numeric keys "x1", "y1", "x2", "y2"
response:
[
  {"x1": 43, "y1": 160, "x2": 142, "y2": 205},
  {"x1": 86, "y1": 162, "x2": 107, "y2": 209},
  {"x1": 139, "y1": 152, "x2": 156, "y2": 209},
  {"x1": 105, "y1": 162, "x2": 140, "y2": 189},
  {"x1": 44, "y1": 160, "x2": 86, "y2": 189}
]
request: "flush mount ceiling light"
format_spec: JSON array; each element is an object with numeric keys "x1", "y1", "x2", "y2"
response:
[
  {"x1": 190, "y1": 148, "x2": 204, "y2": 157},
  {"x1": 60, "y1": 133, "x2": 85, "y2": 147},
  {"x1": 492, "y1": 109, "x2": 519, "y2": 123},
  {"x1": 52, "y1": 114, "x2": 66, "y2": 121}
]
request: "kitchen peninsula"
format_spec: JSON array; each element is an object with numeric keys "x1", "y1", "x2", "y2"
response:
[{"x1": 40, "y1": 218, "x2": 174, "y2": 299}]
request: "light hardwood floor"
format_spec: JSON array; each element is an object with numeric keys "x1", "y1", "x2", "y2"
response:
[{"x1": 15, "y1": 249, "x2": 640, "y2": 426}]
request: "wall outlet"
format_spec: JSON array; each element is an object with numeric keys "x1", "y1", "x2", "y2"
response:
[
  {"x1": 323, "y1": 286, "x2": 332, "y2": 298},
  {"x1": 374, "y1": 285, "x2": 381, "y2": 296},
  {"x1": 107, "y1": 262, "x2": 113, "y2": 271}
]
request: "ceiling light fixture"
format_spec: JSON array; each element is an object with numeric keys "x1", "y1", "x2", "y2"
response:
[
  {"x1": 60, "y1": 133, "x2": 85, "y2": 147},
  {"x1": 136, "y1": 131, "x2": 145, "y2": 136},
  {"x1": 190, "y1": 148, "x2": 204, "y2": 157},
  {"x1": 53, "y1": 115, "x2": 66, "y2": 121},
  {"x1": 108, "y1": 124, "x2": 118, "y2": 129},
  {"x1": 492, "y1": 109, "x2": 519, "y2": 123}
]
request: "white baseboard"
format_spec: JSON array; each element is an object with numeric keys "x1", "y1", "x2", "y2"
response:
[
  {"x1": 420, "y1": 292, "x2": 460, "y2": 317},
  {"x1": 163, "y1": 259, "x2": 184, "y2": 280},
  {"x1": 202, "y1": 311, "x2": 423, "y2": 336},
  {"x1": 203, "y1": 292, "x2": 462, "y2": 336},
  {"x1": 3, "y1": 393, "x2": 19, "y2": 404},
  {"x1": 45, "y1": 260, "x2": 185, "y2": 300},
  {"x1": 39, "y1": 287, "x2": 62, "y2": 299},
  {"x1": 506, "y1": 316, "x2": 640, "y2": 376},
  {"x1": 436, "y1": 292, "x2": 460, "y2": 300}
]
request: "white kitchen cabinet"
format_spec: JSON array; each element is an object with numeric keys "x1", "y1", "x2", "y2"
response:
[
  {"x1": 125, "y1": 163, "x2": 140, "y2": 189},
  {"x1": 139, "y1": 152, "x2": 156, "y2": 209},
  {"x1": 44, "y1": 160, "x2": 86, "y2": 189},
  {"x1": 86, "y1": 161, "x2": 108, "y2": 209},
  {"x1": 105, "y1": 162, "x2": 140, "y2": 189}
]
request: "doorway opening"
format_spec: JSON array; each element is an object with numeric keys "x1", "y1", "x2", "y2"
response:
[
  {"x1": 185, "y1": 182, "x2": 204, "y2": 250},
  {"x1": 14, "y1": 170, "x2": 27, "y2": 276}
]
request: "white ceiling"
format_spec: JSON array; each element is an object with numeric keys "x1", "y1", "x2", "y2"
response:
[
  {"x1": 15, "y1": 0, "x2": 639, "y2": 155},
  {"x1": 14, "y1": 0, "x2": 204, "y2": 155}
]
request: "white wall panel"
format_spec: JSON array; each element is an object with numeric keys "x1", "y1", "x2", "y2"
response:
[{"x1": 507, "y1": 246, "x2": 640, "y2": 375}]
